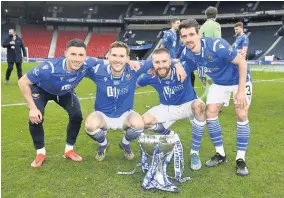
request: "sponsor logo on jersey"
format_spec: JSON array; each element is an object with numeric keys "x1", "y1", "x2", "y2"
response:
[
  {"x1": 61, "y1": 84, "x2": 72, "y2": 91},
  {"x1": 107, "y1": 86, "x2": 128, "y2": 97}
]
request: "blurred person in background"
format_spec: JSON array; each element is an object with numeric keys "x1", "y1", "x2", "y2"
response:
[{"x1": 2, "y1": 28, "x2": 27, "y2": 84}]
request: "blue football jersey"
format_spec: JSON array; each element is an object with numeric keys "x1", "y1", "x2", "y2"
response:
[
  {"x1": 137, "y1": 62, "x2": 197, "y2": 105},
  {"x1": 27, "y1": 56, "x2": 104, "y2": 96},
  {"x1": 162, "y1": 29, "x2": 179, "y2": 58},
  {"x1": 180, "y1": 38, "x2": 251, "y2": 86},
  {"x1": 86, "y1": 61, "x2": 153, "y2": 118},
  {"x1": 232, "y1": 33, "x2": 249, "y2": 50},
  {"x1": 177, "y1": 41, "x2": 185, "y2": 59}
]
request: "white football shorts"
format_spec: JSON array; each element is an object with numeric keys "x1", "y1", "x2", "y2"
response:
[
  {"x1": 146, "y1": 99, "x2": 202, "y2": 128},
  {"x1": 206, "y1": 81, "x2": 252, "y2": 107},
  {"x1": 95, "y1": 110, "x2": 134, "y2": 130}
]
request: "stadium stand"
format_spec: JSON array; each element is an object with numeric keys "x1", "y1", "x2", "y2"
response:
[
  {"x1": 184, "y1": 1, "x2": 217, "y2": 15},
  {"x1": 131, "y1": 2, "x2": 168, "y2": 16},
  {"x1": 119, "y1": 30, "x2": 161, "y2": 45},
  {"x1": 247, "y1": 26, "x2": 280, "y2": 58},
  {"x1": 218, "y1": 1, "x2": 254, "y2": 14},
  {"x1": 86, "y1": 32, "x2": 118, "y2": 57},
  {"x1": 21, "y1": 25, "x2": 53, "y2": 58},
  {"x1": 166, "y1": 6, "x2": 183, "y2": 15},
  {"x1": 55, "y1": 30, "x2": 87, "y2": 57},
  {"x1": 92, "y1": 5, "x2": 128, "y2": 19},
  {"x1": 268, "y1": 38, "x2": 284, "y2": 60},
  {"x1": 57, "y1": 6, "x2": 87, "y2": 18},
  {"x1": 256, "y1": 1, "x2": 284, "y2": 11},
  {"x1": 221, "y1": 27, "x2": 237, "y2": 45}
]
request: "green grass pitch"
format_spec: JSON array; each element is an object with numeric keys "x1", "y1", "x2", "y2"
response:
[{"x1": 1, "y1": 62, "x2": 284, "y2": 197}]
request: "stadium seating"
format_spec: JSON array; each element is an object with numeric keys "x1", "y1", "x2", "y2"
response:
[
  {"x1": 57, "y1": 6, "x2": 87, "y2": 18},
  {"x1": 1, "y1": 23, "x2": 16, "y2": 43},
  {"x1": 86, "y1": 32, "x2": 118, "y2": 57},
  {"x1": 21, "y1": 25, "x2": 53, "y2": 58},
  {"x1": 92, "y1": 5, "x2": 128, "y2": 19},
  {"x1": 131, "y1": 2, "x2": 168, "y2": 16},
  {"x1": 218, "y1": 1, "x2": 254, "y2": 14},
  {"x1": 119, "y1": 30, "x2": 161, "y2": 45},
  {"x1": 222, "y1": 27, "x2": 238, "y2": 45},
  {"x1": 256, "y1": 1, "x2": 284, "y2": 11},
  {"x1": 268, "y1": 38, "x2": 284, "y2": 60},
  {"x1": 54, "y1": 30, "x2": 87, "y2": 57},
  {"x1": 247, "y1": 26, "x2": 280, "y2": 58},
  {"x1": 184, "y1": 1, "x2": 217, "y2": 15}
]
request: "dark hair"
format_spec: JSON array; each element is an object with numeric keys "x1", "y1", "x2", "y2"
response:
[
  {"x1": 170, "y1": 17, "x2": 180, "y2": 24},
  {"x1": 109, "y1": 41, "x2": 130, "y2": 55},
  {"x1": 152, "y1": 48, "x2": 170, "y2": 56},
  {"x1": 66, "y1": 39, "x2": 86, "y2": 50},
  {"x1": 178, "y1": 19, "x2": 199, "y2": 34},
  {"x1": 234, "y1": 22, "x2": 244, "y2": 28},
  {"x1": 205, "y1": 6, "x2": 218, "y2": 19}
]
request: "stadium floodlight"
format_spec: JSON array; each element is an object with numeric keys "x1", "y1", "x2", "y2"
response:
[
  {"x1": 89, "y1": 7, "x2": 93, "y2": 11},
  {"x1": 5, "y1": 9, "x2": 8, "y2": 12}
]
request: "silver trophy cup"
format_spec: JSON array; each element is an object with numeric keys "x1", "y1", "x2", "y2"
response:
[{"x1": 138, "y1": 133, "x2": 180, "y2": 192}]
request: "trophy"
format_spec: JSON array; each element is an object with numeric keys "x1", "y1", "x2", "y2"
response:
[{"x1": 118, "y1": 132, "x2": 190, "y2": 193}]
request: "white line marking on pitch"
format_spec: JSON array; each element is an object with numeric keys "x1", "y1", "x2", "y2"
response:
[
  {"x1": 2, "y1": 78, "x2": 284, "y2": 107},
  {"x1": 1, "y1": 91, "x2": 156, "y2": 107}
]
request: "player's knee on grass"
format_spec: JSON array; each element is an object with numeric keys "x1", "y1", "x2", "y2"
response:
[
  {"x1": 192, "y1": 100, "x2": 206, "y2": 121},
  {"x1": 127, "y1": 112, "x2": 144, "y2": 130},
  {"x1": 235, "y1": 106, "x2": 249, "y2": 122},
  {"x1": 85, "y1": 112, "x2": 106, "y2": 132},
  {"x1": 142, "y1": 113, "x2": 157, "y2": 128},
  {"x1": 206, "y1": 104, "x2": 222, "y2": 119}
]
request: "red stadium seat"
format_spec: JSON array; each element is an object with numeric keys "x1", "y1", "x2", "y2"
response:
[
  {"x1": 87, "y1": 32, "x2": 118, "y2": 57},
  {"x1": 21, "y1": 25, "x2": 53, "y2": 58},
  {"x1": 55, "y1": 31, "x2": 87, "y2": 57}
]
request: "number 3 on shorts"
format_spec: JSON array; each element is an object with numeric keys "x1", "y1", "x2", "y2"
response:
[{"x1": 246, "y1": 84, "x2": 252, "y2": 96}]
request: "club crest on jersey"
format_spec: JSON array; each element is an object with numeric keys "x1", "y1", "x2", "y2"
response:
[
  {"x1": 126, "y1": 73, "x2": 131, "y2": 80},
  {"x1": 60, "y1": 77, "x2": 64, "y2": 81},
  {"x1": 208, "y1": 56, "x2": 213, "y2": 61},
  {"x1": 104, "y1": 77, "x2": 107, "y2": 82}
]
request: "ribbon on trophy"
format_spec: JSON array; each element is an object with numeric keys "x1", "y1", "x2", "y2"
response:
[{"x1": 117, "y1": 133, "x2": 191, "y2": 192}]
